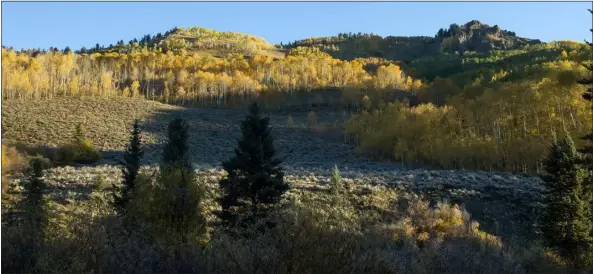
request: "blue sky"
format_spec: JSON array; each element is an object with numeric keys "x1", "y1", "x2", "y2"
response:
[{"x1": 2, "y1": 2, "x2": 592, "y2": 50}]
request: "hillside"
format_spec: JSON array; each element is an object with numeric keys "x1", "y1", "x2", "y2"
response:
[
  {"x1": 87, "y1": 26, "x2": 286, "y2": 59},
  {"x1": 284, "y1": 20, "x2": 543, "y2": 62},
  {"x1": 1, "y1": 96, "x2": 544, "y2": 241}
]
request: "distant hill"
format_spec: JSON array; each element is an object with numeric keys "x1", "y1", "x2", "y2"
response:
[
  {"x1": 283, "y1": 20, "x2": 543, "y2": 62},
  {"x1": 85, "y1": 26, "x2": 286, "y2": 59}
]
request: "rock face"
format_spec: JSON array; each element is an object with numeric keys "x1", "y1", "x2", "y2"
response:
[{"x1": 436, "y1": 20, "x2": 543, "y2": 53}]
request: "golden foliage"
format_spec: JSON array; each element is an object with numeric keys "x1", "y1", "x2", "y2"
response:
[
  {"x1": 345, "y1": 70, "x2": 592, "y2": 172},
  {"x1": 1, "y1": 48, "x2": 419, "y2": 105},
  {"x1": 1, "y1": 145, "x2": 28, "y2": 193}
]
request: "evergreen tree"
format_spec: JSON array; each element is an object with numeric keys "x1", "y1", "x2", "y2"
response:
[
  {"x1": 162, "y1": 118, "x2": 192, "y2": 184},
  {"x1": 113, "y1": 119, "x2": 144, "y2": 215},
  {"x1": 14, "y1": 157, "x2": 50, "y2": 272},
  {"x1": 330, "y1": 165, "x2": 343, "y2": 197},
  {"x1": 540, "y1": 134, "x2": 593, "y2": 268},
  {"x1": 330, "y1": 165, "x2": 345, "y2": 206},
  {"x1": 218, "y1": 102, "x2": 289, "y2": 228},
  {"x1": 578, "y1": 8, "x2": 593, "y2": 169},
  {"x1": 156, "y1": 118, "x2": 205, "y2": 244}
]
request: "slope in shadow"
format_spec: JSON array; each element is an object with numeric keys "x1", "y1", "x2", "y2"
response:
[{"x1": 103, "y1": 105, "x2": 403, "y2": 172}]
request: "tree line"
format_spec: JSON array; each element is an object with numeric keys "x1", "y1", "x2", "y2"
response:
[{"x1": 1, "y1": 48, "x2": 422, "y2": 106}]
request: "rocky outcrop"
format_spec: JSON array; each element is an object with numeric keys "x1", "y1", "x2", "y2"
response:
[{"x1": 436, "y1": 20, "x2": 543, "y2": 53}]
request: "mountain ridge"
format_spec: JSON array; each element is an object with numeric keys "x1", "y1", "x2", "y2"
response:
[
  {"x1": 68, "y1": 20, "x2": 544, "y2": 62},
  {"x1": 283, "y1": 20, "x2": 544, "y2": 61}
]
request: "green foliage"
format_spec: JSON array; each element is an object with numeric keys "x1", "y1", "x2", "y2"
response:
[
  {"x1": 218, "y1": 102, "x2": 289, "y2": 229},
  {"x1": 539, "y1": 134, "x2": 593, "y2": 268},
  {"x1": 329, "y1": 165, "x2": 344, "y2": 206},
  {"x1": 145, "y1": 167, "x2": 208, "y2": 246},
  {"x1": 330, "y1": 165, "x2": 343, "y2": 197}
]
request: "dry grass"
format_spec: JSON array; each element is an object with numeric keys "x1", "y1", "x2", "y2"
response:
[
  {"x1": 486, "y1": 33, "x2": 502, "y2": 41},
  {"x1": 1, "y1": 97, "x2": 178, "y2": 151}
]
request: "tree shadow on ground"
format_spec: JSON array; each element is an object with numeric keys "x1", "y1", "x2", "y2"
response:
[{"x1": 95, "y1": 105, "x2": 394, "y2": 172}]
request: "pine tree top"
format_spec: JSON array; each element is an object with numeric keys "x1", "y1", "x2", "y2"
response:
[
  {"x1": 542, "y1": 134, "x2": 582, "y2": 186},
  {"x1": 125, "y1": 119, "x2": 144, "y2": 157}
]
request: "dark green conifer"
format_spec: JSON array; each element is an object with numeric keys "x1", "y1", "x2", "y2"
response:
[
  {"x1": 218, "y1": 102, "x2": 289, "y2": 228},
  {"x1": 14, "y1": 156, "x2": 50, "y2": 272},
  {"x1": 162, "y1": 118, "x2": 192, "y2": 185},
  {"x1": 540, "y1": 133, "x2": 593, "y2": 268},
  {"x1": 113, "y1": 119, "x2": 144, "y2": 215},
  {"x1": 578, "y1": 9, "x2": 593, "y2": 169}
]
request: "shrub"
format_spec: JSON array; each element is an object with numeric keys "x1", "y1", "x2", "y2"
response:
[
  {"x1": 2, "y1": 145, "x2": 28, "y2": 173},
  {"x1": 143, "y1": 167, "x2": 208, "y2": 246},
  {"x1": 57, "y1": 139, "x2": 101, "y2": 165},
  {"x1": 1, "y1": 145, "x2": 29, "y2": 193},
  {"x1": 56, "y1": 125, "x2": 101, "y2": 165}
]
